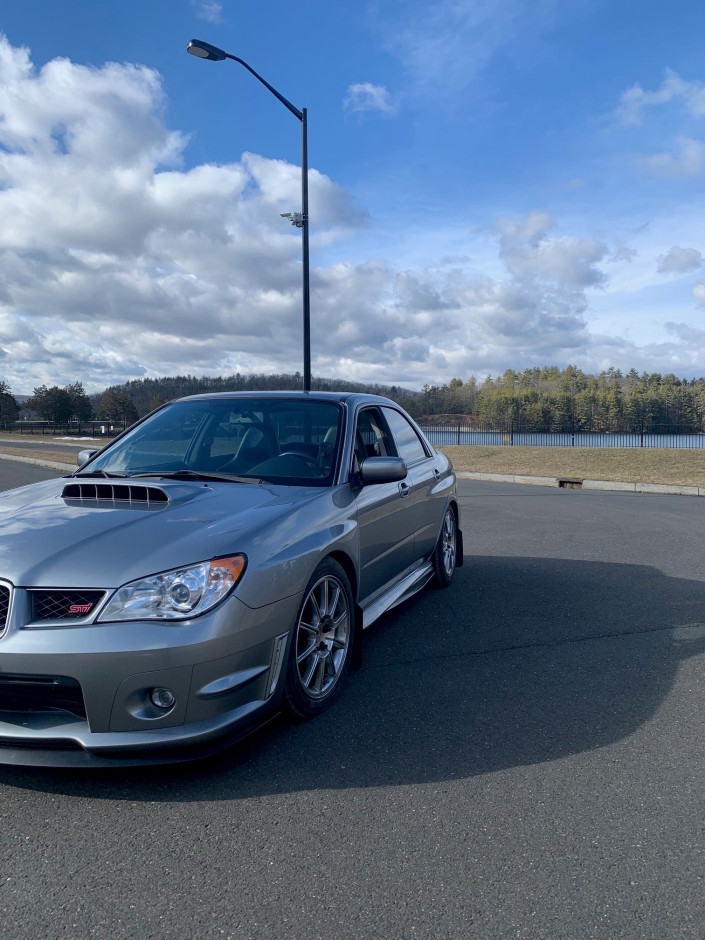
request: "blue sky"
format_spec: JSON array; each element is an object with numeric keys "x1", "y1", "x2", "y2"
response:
[{"x1": 0, "y1": 0, "x2": 704, "y2": 393}]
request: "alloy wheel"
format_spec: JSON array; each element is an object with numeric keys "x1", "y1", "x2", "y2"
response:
[
  {"x1": 295, "y1": 574, "x2": 351, "y2": 700},
  {"x1": 441, "y1": 509, "x2": 456, "y2": 578}
]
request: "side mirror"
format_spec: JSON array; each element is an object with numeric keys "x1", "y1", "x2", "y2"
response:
[
  {"x1": 359, "y1": 456, "x2": 407, "y2": 485},
  {"x1": 77, "y1": 449, "x2": 97, "y2": 467}
]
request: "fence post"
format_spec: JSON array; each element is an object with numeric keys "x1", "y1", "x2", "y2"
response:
[
  {"x1": 456, "y1": 423, "x2": 461, "y2": 446},
  {"x1": 640, "y1": 425, "x2": 644, "y2": 448}
]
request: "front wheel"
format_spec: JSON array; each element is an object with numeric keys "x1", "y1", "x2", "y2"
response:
[
  {"x1": 433, "y1": 507, "x2": 457, "y2": 587},
  {"x1": 282, "y1": 559, "x2": 355, "y2": 719}
]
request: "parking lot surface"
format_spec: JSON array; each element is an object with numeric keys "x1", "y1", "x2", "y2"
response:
[{"x1": 0, "y1": 468, "x2": 703, "y2": 939}]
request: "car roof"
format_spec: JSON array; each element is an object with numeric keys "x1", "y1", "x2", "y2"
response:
[{"x1": 171, "y1": 390, "x2": 400, "y2": 408}]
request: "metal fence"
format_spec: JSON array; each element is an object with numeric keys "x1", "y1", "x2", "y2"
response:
[
  {"x1": 9, "y1": 419, "x2": 705, "y2": 450},
  {"x1": 13, "y1": 421, "x2": 127, "y2": 437},
  {"x1": 419, "y1": 423, "x2": 705, "y2": 449}
]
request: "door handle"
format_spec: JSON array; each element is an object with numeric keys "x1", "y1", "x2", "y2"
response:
[{"x1": 399, "y1": 481, "x2": 411, "y2": 498}]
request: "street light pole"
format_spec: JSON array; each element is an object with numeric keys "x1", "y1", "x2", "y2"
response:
[
  {"x1": 299, "y1": 107, "x2": 311, "y2": 393},
  {"x1": 186, "y1": 38, "x2": 312, "y2": 392}
]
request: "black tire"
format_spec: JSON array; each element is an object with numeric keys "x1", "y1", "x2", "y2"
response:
[
  {"x1": 433, "y1": 506, "x2": 457, "y2": 587},
  {"x1": 282, "y1": 558, "x2": 355, "y2": 719}
]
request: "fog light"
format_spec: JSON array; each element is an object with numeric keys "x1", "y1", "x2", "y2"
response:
[{"x1": 150, "y1": 687, "x2": 176, "y2": 710}]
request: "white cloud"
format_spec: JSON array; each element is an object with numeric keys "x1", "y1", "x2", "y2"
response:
[
  {"x1": 693, "y1": 281, "x2": 705, "y2": 307},
  {"x1": 192, "y1": 1, "x2": 223, "y2": 23},
  {"x1": 344, "y1": 83, "x2": 397, "y2": 115},
  {"x1": 636, "y1": 137, "x2": 705, "y2": 179},
  {"x1": 1, "y1": 35, "x2": 705, "y2": 394},
  {"x1": 658, "y1": 246, "x2": 704, "y2": 274},
  {"x1": 616, "y1": 71, "x2": 705, "y2": 184},
  {"x1": 0, "y1": 36, "x2": 367, "y2": 391},
  {"x1": 616, "y1": 69, "x2": 705, "y2": 126},
  {"x1": 495, "y1": 212, "x2": 608, "y2": 288},
  {"x1": 609, "y1": 242, "x2": 638, "y2": 264},
  {"x1": 376, "y1": 0, "x2": 557, "y2": 100},
  {"x1": 301, "y1": 211, "x2": 608, "y2": 385}
]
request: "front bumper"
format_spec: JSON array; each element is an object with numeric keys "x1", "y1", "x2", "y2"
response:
[{"x1": 0, "y1": 590, "x2": 300, "y2": 767}]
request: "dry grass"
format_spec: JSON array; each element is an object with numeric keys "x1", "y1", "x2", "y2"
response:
[
  {"x1": 438, "y1": 445, "x2": 705, "y2": 487},
  {"x1": 0, "y1": 446, "x2": 76, "y2": 467}
]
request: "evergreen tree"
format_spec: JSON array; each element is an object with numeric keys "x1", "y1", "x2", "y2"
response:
[
  {"x1": 27, "y1": 386, "x2": 72, "y2": 424},
  {"x1": 0, "y1": 381, "x2": 19, "y2": 428}
]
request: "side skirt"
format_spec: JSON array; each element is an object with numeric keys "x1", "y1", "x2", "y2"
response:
[{"x1": 361, "y1": 561, "x2": 434, "y2": 630}]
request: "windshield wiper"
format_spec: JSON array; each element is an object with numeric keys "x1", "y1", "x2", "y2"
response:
[
  {"x1": 129, "y1": 469, "x2": 261, "y2": 484},
  {"x1": 72, "y1": 469, "x2": 128, "y2": 479}
]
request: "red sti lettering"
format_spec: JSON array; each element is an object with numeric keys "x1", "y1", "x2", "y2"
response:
[{"x1": 69, "y1": 603, "x2": 94, "y2": 615}]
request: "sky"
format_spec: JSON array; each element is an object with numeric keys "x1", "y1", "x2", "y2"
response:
[{"x1": 1, "y1": 1, "x2": 705, "y2": 394}]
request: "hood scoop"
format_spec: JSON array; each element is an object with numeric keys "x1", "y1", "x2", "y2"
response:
[{"x1": 62, "y1": 481, "x2": 169, "y2": 509}]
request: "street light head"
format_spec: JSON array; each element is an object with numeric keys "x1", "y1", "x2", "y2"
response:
[{"x1": 186, "y1": 39, "x2": 227, "y2": 61}]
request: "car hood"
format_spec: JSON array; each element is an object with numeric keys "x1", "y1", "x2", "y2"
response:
[{"x1": 0, "y1": 476, "x2": 319, "y2": 588}]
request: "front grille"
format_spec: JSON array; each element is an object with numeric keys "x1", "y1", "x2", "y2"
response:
[
  {"x1": 62, "y1": 482, "x2": 169, "y2": 506},
  {"x1": 0, "y1": 585, "x2": 9, "y2": 635},
  {"x1": 30, "y1": 590, "x2": 106, "y2": 622},
  {"x1": 0, "y1": 674, "x2": 86, "y2": 718}
]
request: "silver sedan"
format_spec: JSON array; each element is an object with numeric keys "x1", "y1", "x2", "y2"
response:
[{"x1": 0, "y1": 391, "x2": 462, "y2": 766}]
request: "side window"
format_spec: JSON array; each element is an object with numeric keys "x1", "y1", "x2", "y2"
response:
[
  {"x1": 354, "y1": 408, "x2": 394, "y2": 464},
  {"x1": 382, "y1": 407, "x2": 429, "y2": 465}
]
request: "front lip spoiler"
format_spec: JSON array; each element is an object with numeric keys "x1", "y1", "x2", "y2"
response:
[
  {"x1": 0, "y1": 690, "x2": 283, "y2": 768},
  {"x1": 0, "y1": 709, "x2": 282, "y2": 768}
]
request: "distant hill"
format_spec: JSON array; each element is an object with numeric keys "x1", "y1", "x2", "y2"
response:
[{"x1": 89, "y1": 373, "x2": 421, "y2": 418}]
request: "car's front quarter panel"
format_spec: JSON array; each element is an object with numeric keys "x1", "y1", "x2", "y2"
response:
[{"x1": 230, "y1": 483, "x2": 359, "y2": 610}]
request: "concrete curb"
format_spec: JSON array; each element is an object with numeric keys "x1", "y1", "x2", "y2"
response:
[
  {"x1": 457, "y1": 471, "x2": 704, "y2": 497},
  {"x1": 458, "y1": 471, "x2": 558, "y2": 487},
  {"x1": 0, "y1": 453, "x2": 75, "y2": 472}
]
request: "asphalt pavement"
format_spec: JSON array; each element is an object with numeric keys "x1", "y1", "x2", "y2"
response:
[{"x1": 0, "y1": 466, "x2": 703, "y2": 938}]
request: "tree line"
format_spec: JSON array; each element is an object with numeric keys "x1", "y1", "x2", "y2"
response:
[
  {"x1": 419, "y1": 366, "x2": 705, "y2": 431},
  {"x1": 11, "y1": 374, "x2": 414, "y2": 427},
  {"x1": 100, "y1": 372, "x2": 416, "y2": 417},
  {"x1": 18, "y1": 383, "x2": 138, "y2": 426},
  {"x1": 6, "y1": 366, "x2": 705, "y2": 432}
]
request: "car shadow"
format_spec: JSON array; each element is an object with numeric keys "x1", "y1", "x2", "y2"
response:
[{"x1": 3, "y1": 555, "x2": 705, "y2": 800}]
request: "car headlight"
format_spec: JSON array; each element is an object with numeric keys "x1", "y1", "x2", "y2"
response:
[{"x1": 99, "y1": 555, "x2": 247, "y2": 622}]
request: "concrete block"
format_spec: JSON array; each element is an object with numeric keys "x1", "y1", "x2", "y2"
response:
[
  {"x1": 583, "y1": 480, "x2": 636, "y2": 492},
  {"x1": 635, "y1": 482, "x2": 699, "y2": 496},
  {"x1": 515, "y1": 475, "x2": 558, "y2": 487}
]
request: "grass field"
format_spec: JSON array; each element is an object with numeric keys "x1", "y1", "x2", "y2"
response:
[
  {"x1": 0, "y1": 446, "x2": 78, "y2": 467},
  {"x1": 438, "y1": 445, "x2": 705, "y2": 487}
]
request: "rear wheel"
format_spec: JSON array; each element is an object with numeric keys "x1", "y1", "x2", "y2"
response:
[
  {"x1": 433, "y1": 506, "x2": 457, "y2": 587},
  {"x1": 283, "y1": 559, "x2": 355, "y2": 718}
]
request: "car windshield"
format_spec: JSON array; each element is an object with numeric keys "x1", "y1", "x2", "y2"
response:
[{"x1": 83, "y1": 398, "x2": 344, "y2": 487}]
